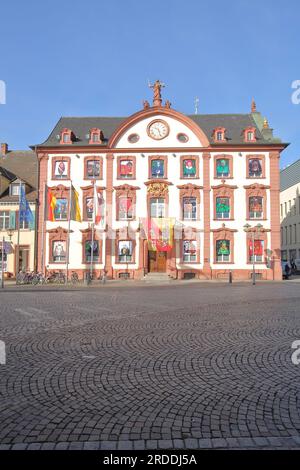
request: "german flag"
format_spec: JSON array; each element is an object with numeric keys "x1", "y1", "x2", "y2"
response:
[{"x1": 47, "y1": 188, "x2": 57, "y2": 221}]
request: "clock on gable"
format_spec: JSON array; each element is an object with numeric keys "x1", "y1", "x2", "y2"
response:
[{"x1": 147, "y1": 119, "x2": 169, "y2": 140}]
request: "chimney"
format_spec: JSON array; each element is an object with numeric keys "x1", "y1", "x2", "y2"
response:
[{"x1": 1, "y1": 143, "x2": 8, "y2": 155}]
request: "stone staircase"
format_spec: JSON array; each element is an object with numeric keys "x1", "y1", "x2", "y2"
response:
[{"x1": 142, "y1": 272, "x2": 173, "y2": 283}]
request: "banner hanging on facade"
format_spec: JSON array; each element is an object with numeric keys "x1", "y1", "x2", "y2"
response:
[{"x1": 140, "y1": 217, "x2": 175, "y2": 252}]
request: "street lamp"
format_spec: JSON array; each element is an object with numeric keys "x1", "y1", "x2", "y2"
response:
[{"x1": 244, "y1": 223, "x2": 263, "y2": 285}]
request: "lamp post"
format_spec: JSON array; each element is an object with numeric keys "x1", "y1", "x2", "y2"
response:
[{"x1": 244, "y1": 223, "x2": 263, "y2": 285}]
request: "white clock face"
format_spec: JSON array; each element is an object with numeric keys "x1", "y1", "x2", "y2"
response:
[{"x1": 148, "y1": 120, "x2": 169, "y2": 140}]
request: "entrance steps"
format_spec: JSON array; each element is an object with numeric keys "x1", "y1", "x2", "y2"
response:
[{"x1": 142, "y1": 272, "x2": 173, "y2": 283}]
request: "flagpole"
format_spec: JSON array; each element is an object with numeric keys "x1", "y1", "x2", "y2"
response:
[
  {"x1": 16, "y1": 180, "x2": 22, "y2": 279},
  {"x1": 90, "y1": 180, "x2": 95, "y2": 280},
  {"x1": 66, "y1": 181, "x2": 72, "y2": 283},
  {"x1": 40, "y1": 182, "x2": 46, "y2": 275},
  {"x1": 1, "y1": 236, "x2": 4, "y2": 289}
]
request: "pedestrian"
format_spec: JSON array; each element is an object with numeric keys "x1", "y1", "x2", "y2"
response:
[
  {"x1": 285, "y1": 263, "x2": 291, "y2": 279},
  {"x1": 102, "y1": 269, "x2": 107, "y2": 285}
]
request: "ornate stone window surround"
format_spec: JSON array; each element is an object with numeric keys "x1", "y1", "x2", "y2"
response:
[
  {"x1": 180, "y1": 155, "x2": 200, "y2": 179},
  {"x1": 114, "y1": 184, "x2": 140, "y2": 221},
  {"x1": 214, "y1": 154, "x2": 234, "y2": 179},
  {"x1": 180, "y1": 227, "x2": 201, "y2": 264},
  {"x1": 83, "y1": 155, "x2": 103, "y2": 180},
  {"x1": 245, "y1": 226, "x2": 269, "y2": 265},
  {"x1": 80, "y1": 185, "x2": 105, "y2": 221},
  {"x1": 211, "y1": 182, "x2": 237, "y2": 220},
  {"x1": 47, "y1": 226, "x2": 71, "y2": 264},
  {"x1": 115, "y1": 227, "x2": 136, "y2": 265},
  {"x1": 246, "y1": 154, "x2": 266, "y2": 178},
  {"x1": 211, "y1": 224, "x2": 237, "y2": 264},
  {"x1": 51, "y1": 156, "x2": 71, "y2": 180},
  {"x1": 148, "y1": 155, "x2": 168, "y2": 179},
  {"x1": 244, "y1": 183, "x2": 269, "y2": 220},
  {"x1": 177, "y1": 183, "x2": 202, "y2": 221},
  {"x1": 117, "y1": 155, "x2": 137, "y2": 180},
  {"x1": 80, "y1": 227, "x2": 103, "y2": 264}
]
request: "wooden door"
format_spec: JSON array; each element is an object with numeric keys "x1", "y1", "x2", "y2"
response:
[{"x1": 148, "y1": 250, "x2": 166, "y2": 272}]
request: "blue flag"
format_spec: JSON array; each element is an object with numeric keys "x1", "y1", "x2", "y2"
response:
[{"x1": 19, "y1": 185, "x2": 34, "y2": 224}]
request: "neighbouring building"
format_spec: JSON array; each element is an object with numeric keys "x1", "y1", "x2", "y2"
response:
[
  {"x1": 280, "y1": 158, "x2": 300, "y2": 262},
  {"x1": 34, "y1": 82, "x2": 287, "y2": 281},
  {"x1": 0, "y1": 143, "x2": 37, "y2": 276}
]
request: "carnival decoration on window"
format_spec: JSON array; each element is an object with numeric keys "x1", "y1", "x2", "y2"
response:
[
  {"x1": 183, "y1": 240, "x2": 197, "y2": 262},
  {"x1": 216, "y1": 197, "x2": 230, "y2": 219},
  {"x1": 249, "y1": 196, "x2": 263, "y2": 218},
  {"x1": 86, "y1": 160, "x2": 100, "y2": 178},
  {"x1": 53, "y1": 241, "x2": 66, "y2": 262},
  {"x1": 86, "y1": 197, "x2": 94, "y2": 219},
  {"x1": 118, "y1": 240, "x2": 133, "y2": 262},
  {"x1": 183, "y1": 159, "x2": 196, "y2": 177},
  {"x1": 216, "y1": 239, "x2": 230, "y2": 261},
  {"x1": 140, "y1": 217, "x2": 175, "y2": 252},
  {"x1": 54, "y1": 198, "x2": 68, "y2": 220},
  {"x1": 85, "y1": 240, "x2": 99, "y2": 262},
  {"x1": 216, "y1": 158, "x2": 229, "y2": 177},
  {"x1": 151, "y1": 160, "x2": 165, "y2": 178},
  {"x1": 249, "y1": 159, "x2": 262, "y2": 177},
  {"x1": 249, "y1": 239, "x2": 264, "y2": 261},
  {"x1": 119, "y1": 197, "x2": 133, "y2": 220},
  {"x1": 54, "y1": 161, "x2": 68, "y2": 179},
  {"x1": 120, "y1": 160, "x2": 134, "y2": 178},
  {"x1": 183, "y1": 197, "x2": 197, "y2": 220}
]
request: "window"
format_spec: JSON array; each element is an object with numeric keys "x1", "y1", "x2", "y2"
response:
[
  {"x1": 247, "y1": 131, "x2": 254, "y2": 141},
  {"x1": 118, "y1": 196, "x2": 133, "y2": 220},
  {"x1": 151, "y1": 159, "x2": 165, "y2": 178},
  {"x1": 86, "y1": 160, "x2": 100, "y2": 178},
  {"x1": 183, "y1": 197, "x2": 197, "y2": 220},
  {"x1": 216, "y1": 240, "x2": 230, "y2": 262},
  {"x1": 249, "y1": 239, "x2": 264, "y2": 262},
  {"x1": 54, "y1": 198, "x2": 68, "y2": 220},
  {"x1": 216, "y1": 158, "x2": 229, "y2": 178},
  {"x1": 10, "y1": 183, "x2": 25, "y2": 196},
  {"x1": 213, "y1": 128, "x2": 226, "y2": 142},
  {"x1": 52, "y1": 241, "x2": 66, "y2": 262},
  {"x1": 216, "y1": 197, "x2": 230, "y2": 219},
  {"x1": 88, "y1": 128, "x2": 102, "y2": 144},
  {"x1": 183, "y1": 240, "x2": 197, "y2": 262},
  {"x1": 119, "y1": 159, "x2": 134, "y2": 179},
  {"x1": 182, "y1": 159, "x2": 196, "y2": 178},
  {"x1": 249, "y1": 196, "x2": 263, "y2": 219},
  {"x1": 91, "y1": 133, "x2": 100, "y2": 143},
  {"x1": 118, "y1": 240, "x2": 132, "y2": 262},
  {"x1": 20, "y1": 218, "x2": 29, "y2": 230},
  {"x1": 177, "y1": 133, "x2": 189, "y2": 143},
  {"x1": 216, "y1": 131, "x2": 223, "y2": 141},
  {"x1": 86, "y1": 197, "x2": 94, "y2": 220},
  {"x1": 63, "y1": 133, "x2": 70, "y2": 143},
  {"x1": 150, "y1": 198, "x2": 165, "y2": 218},
  {"x1": 54, "y1": 160, "x2": 68, "y2": 179},
  {"x1": 0, "y1": 211, "x2": 10, "y2": 229},
  {"x1": 248, "y1": 158, "x2": 262, "y2": 177},
  {"x1": 85, "y1": 240, "x2": 99, "y2": 262}
]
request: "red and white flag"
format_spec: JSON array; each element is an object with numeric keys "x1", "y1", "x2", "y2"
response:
[{"x1": 93, "y1": 184, "x2": 102, "y2": 225}]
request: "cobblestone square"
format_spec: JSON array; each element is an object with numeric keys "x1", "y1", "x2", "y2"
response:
[{"x1": 0, "y1": 281, "x2": 300, "y2": 449}]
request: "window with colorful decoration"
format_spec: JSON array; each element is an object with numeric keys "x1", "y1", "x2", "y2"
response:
[
  {"x1": 119, "y1": 159, "x2": 134, "y2": 179},
  {"x1": 216, "y1": 197, "x2": 230, "y2": 219},
  {"x1": 216, "y1": 239, "x2": 230, "y2": 262},
  {"x1": 53, "y1": 160, "x2": 68, "y2": 179},
  {"x1": 86, "y1": 159, "x2": 101, "y2": 179},
  {"x1": 183, "y1": 197, "x2": 197, "y2": 220},
  {"x1": 54, "y1": 198, "x2": 68, "y2": 220},
  {"x1": 118, "y1": 196, "x2": 133, "y2": 220},
  {"x1": 216, "y1": 158, "x2": 230, "y2": 178},
  {"x1": 151, "y1": 159, "x2": 165, "y2": 178},
  {"x1": 84, "y1": 240, "x2": 99, "y2": 262},
  {"x1": 249, "y1": 239, "x2": 264, "y2": 263},
  {"x1": 118, "y1": 240, "x2": 133, "y2": 262},
  {"x1": 248, "y1": 158, "x2": 262, "y2": 177},
  {"x1": 183, "y1": 240, "x2": 197, "y2": 262},
  {"x1": 249, "y1": 196, "x2": 263, "y2": 219},
  {"x1": 182, "y1": 159, "x2": 196, "y2": 178},
  {"x1": 52, "y1": 241, "x2": 66, "y2": 262}
]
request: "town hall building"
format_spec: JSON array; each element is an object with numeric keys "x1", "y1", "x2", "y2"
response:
[{"x1": 34, "y1": 82, "x2": 287, "y2": 281}]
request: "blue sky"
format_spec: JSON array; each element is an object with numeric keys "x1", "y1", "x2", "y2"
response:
[{"x1": 0, "y1": 0, "x2": 299, "y2": 167}]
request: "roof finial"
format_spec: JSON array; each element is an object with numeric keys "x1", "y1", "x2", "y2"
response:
[
  {"x1": 251, "y1": 98, "x2": 257, "y2": 113},
  {"x1": 149, "y1": 79, "x2": 165, "y2": 107},
  {"x1": 263, "y1": 117, "x2": 269, "y2": 129}
]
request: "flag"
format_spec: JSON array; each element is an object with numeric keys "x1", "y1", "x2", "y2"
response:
[
  {"x1": 19, "y1": 186, "x2": 34, "y2": 225},
  {"x1": 140, "y1": 217, "x2": 174, "y2": 252},
  {"x1": 47, "y1": 188, "x2": 57, "y2": 221},
  {"x1": 70, "y1": 185, "x2": 82, "y2": 222},
  {"x1": 93, "y1": 184, "x2": 102, "y2": 225}
]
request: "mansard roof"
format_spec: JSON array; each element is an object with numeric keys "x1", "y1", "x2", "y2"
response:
[{"x1": 34, "y1": 111, "x2": 284, "y2": 148}]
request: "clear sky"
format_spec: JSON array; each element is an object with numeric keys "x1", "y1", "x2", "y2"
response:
[{"x1": 0, "y1": 0, "x2": 299, "y2": 167}]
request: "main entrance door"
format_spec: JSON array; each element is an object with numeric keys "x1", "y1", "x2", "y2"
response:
[{"x1": 148, "y1": 250, "x2": 167, "y2": 272}]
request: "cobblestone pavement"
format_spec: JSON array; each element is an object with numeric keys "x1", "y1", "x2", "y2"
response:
[{"x1": 0, "y1": 282, "x2": 300, "y2": 449}]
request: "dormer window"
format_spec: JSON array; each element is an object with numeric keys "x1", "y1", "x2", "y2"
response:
[
  {"x1": 60, "y1": 128, "x2": 73, "y2": 145},
  {"x1": 89, "y1": 128, "x2": 103, "y2": 144},
  {"x1": 244, "y1": 127, "x2": 256, "y2": 142},
  {"x1": 213, "y1": 127, "x2": 226, "y2": 142}
]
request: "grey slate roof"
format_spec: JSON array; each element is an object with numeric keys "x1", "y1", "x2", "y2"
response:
[
  {"x1": 35, "y1": 112, "x2": 283, "y2": 147},
  {"x1": 0, "y1": 150, "x2": 37, "y2": 202},
  {"x1": 280, "y1": 158, "x2": 300, "y2": 192}
]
